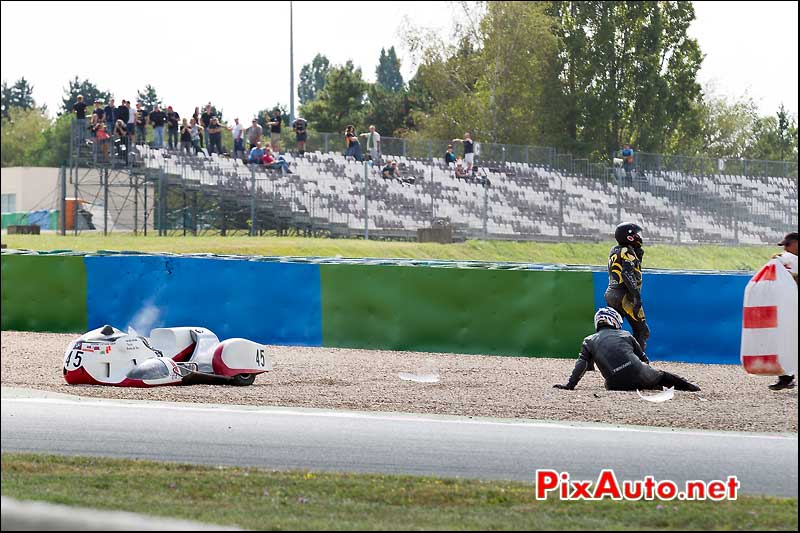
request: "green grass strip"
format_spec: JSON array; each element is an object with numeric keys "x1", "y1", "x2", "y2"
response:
[
  {"x1": 1, "y1": 233, "x2": 775, "y2": 271},
  {"x1": 2, "y1": 453, "x2": 796, "y2": 530}
]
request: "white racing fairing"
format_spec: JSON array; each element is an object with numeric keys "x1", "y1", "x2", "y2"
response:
[{"x1": 63, "y1": 325, "x2": 271, "y2": 387}]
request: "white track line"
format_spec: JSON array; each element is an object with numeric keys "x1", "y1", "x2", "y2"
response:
[{"x1": 4, "y1": 396, "x2": 796, "y2": 441}]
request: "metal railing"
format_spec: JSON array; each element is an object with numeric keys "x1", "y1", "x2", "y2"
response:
[{"x1": 63, "y1": 120, "x2": 798, "y2": 245}]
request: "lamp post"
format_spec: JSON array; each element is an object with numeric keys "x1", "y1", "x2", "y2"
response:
[{"x1": 289, "y1": 1, "x2": 295, "y2": 125}]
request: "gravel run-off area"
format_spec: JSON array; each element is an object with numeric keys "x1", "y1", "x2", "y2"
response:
[{"x1": 2, "y1": 330, "x2": 796, "y2": 434}]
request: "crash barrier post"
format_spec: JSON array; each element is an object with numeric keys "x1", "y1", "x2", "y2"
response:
[{"x1": 1, "y1": 251, "x2": 752, "y2": 364}]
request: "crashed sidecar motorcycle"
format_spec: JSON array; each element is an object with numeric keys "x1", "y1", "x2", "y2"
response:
[{"x1": 63, "y1": 325, "x2": 271, "y2": 387}]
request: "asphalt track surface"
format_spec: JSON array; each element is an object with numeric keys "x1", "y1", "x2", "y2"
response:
[{"x1": 2, "y1": 388, "x2": 797, "y2": 498}]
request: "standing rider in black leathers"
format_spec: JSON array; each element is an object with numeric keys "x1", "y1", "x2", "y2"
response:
[
  {"x1": 554, "y1": 307, "x2": 700, "y2": 391},
  {"x1": 606, "y1": 222, "x2": 650, "y2": 351}
]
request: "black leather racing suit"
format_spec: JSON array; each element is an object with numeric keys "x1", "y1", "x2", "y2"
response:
[
  {"x1": 605, "y1": 244, "x2": 650, "y2": 350},
  {"x1": 564, "y1": 326, "x2": 699, "y2": 391}
]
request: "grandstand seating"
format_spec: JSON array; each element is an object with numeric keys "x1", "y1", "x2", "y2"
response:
[{"x1": 130, "y1": 144, "x2": 797, "y2": 244}]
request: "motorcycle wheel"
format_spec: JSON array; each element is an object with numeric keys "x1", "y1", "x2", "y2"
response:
[{"x1": 231, "y1": 373, "x2": 256, "y2": 386}]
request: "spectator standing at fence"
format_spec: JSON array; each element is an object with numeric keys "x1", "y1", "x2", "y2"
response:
[
  {"x1": 104, "y1": 99, "x2": 116, "y2": 135},
  {"x1": 116, "y1": 100, "x2": 130, "y2": 134},
  {"x1": 201, "y1": 103, "x2": 214, "y2": 149},
  {"x1": 149, "y1": 104, "x2": 166, "y2": 148},
  {"x1": 246, "y1": 118, "x2": 263, "y2": 151},
  {"x1": 180, "y1": 118, "x2": 193, "y2": 154},
  {"x1": 248, "y1": 141, "x2": 265, "y2": 164},
  {"x1": 360, "y1": 125, "x2": 381, "y2": 164},
  {"x1": 113, "y1": 119, "x2": 129, "y2": 163},
  {"x1": 91, "y1": 99, "x2": 105, "y2": 138},
  {"x1": 95, "y1": 122, "x2": 110, "y2": 163},
  {"x1": 189, "y1": 118, "x2": 202, "y2": 154},
  {"x1": 166, "y1": 106, "x2": 180, "y2": 150},
  {"x1": 292, "y1": 116, "x2": 308, "y2": 155},
  {"x1": 229, "y1": 117, "x2": 245, "y2": 159},
  {"x1": 72, "y1": 95, "x2": 88, "y2": 145},
  {"x1": 445, "y1": 144, "x2": 456, "y2": 165},
  {"x1": 452, "y1": 132, "x2": 474, "y2": 171},
  {"x1": 125, "y1": 101, "x2": 136, "y2": 145},
  {"x1": 621, "y1": 143, "x2": 634, "y2": 181},
  {"x1": 207, "y1": 117, "x2": 224, "y2": 154},
  {"x1": 192, "y1": 106, "x2": 203, "y2": 148},
  {"x1": 344, "y1": 125, "x2": 363, "y2": 161},
  {"x1": 135, "y1": 102, "x2": 148, "y2": 145},
  {"x1": 267, "y1": 109, "x2": 282, "y2": 152}
]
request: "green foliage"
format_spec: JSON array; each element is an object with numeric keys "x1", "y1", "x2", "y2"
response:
[
  {"x1": 749, "y1": 104, "x2": 798, "y2": 162},
  {"x1": 136, "y1": 85, "x2": 162, "y2": 113},
  {"x1": 0, "y1": 107, "x2": 50, "y2": 167},
  {"x1": 300, "y1": 61, "x2": 368, "y2": 132},
  {"x1": 37, "y1": 113, "x2": 73, "y2": 167},
  {"x1": 548, "y1": 1, "x2": 704, "y2": 158},
  {"x1": 364, "y1": 85, "x2": 406, "y2": 136},
  {"x1": 376, "y1": 46, "x2": 404, "y2": 92},
  {"x1": 60, "y1": 76, "x2": 112, "y2": 116},
  {"x1": 298, "y1": 54, "x2": 331, "y2": 105},
  {"x1": 1, "y1": 77, "x2": 36, "y2": 119}
]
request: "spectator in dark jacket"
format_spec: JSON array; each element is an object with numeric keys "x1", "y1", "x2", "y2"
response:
[
  {"x1": 116, "y1": 100, "x2": 130, "y2": 128},
  {"x1": 166, "y1": 106, "x2": 180, "y2": 150},
  {"x1": 149, "y1": 105, "x2": 167, "y2": 148},
  {"x1": 104, "y1": 99, "x2": 116, "y2": 135}
]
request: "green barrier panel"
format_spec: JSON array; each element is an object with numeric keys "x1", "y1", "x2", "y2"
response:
[
  {"x1": 1, "y1": 255, "x2": 87, "y2": 332},
  {"x1": 321, "y1": 265, "x2": 595, "y2": 358}
]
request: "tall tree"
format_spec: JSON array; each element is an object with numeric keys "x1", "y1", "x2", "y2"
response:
[
  {"x1": 376, "y1": 46, "x2": 404, "y2": 93},
  {"x1": 549, "y1": 1, "x2": 704, "y2": 158},
  {"x1": 136, "y1": 85, "x2": 162, "y2": 113},
  {"x1": 60, "y1": 76, "x2": 112, "y2": 116},
  {"x1": 1, "y1": 77, "x2": 36, "y2": 119},
  {"x1": 300, "y1": 61, "x2": 368, "y2": 132},
  {"x1": 0, "y1": 107, "x2": 50, "y2": 167},
  {"x1": 298, "y1": 54, "x2": 331, "y2": 105},
  {"x1": 747, "y1": 106, "x2": 798, "y2": 162},
  {"x1": 364, "y1": 85, "x2": 406, "y2": 136}
]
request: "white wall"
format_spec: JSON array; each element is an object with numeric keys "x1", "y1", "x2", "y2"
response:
[{"x1": 0, "y1": 167, "x2": 60, "y2": 212}]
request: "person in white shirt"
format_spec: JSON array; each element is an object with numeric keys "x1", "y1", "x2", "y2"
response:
[
  {"x1": 769, "y1": 231, "x2": 798, "y2": 391},
  {"x1": 360, "y1": 125, "x2": 381, "y2": 164},
  {"x1": 229, "y1": 118, "x2": 245, "y2": 159}
]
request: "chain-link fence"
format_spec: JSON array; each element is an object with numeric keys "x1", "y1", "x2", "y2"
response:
[{"x1": 62, "y1": 120, "x2": 798, "y2": 244}]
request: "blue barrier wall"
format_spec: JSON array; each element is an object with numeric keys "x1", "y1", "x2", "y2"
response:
[
  {"x1": 592, "y1": 271, "x2": 750, "y2": 364},
  {"x1": 85, "y1": 256, "x2": 322, "y2": 346}
]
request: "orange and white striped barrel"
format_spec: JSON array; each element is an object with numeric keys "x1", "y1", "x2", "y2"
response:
[{"x1": 740, "y1": 259, "x2": 798, "y2": 376}]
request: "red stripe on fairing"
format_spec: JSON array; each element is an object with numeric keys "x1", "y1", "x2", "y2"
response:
[
  {"x1": 211, "y1": 344, "x2": 266, "y2": 377},
  {"x1": 63, "y1": 365, "x2": 182, "y2": 387},
  {"x1": 742, "y1": 355, "x2": 784, "y2": 375},
  {"x1": 170, "y1": 342, "x2": 196, "y2": 363},
  {"x1": 743, "y1": 306, "x2": 778, "y2": 329},
  {"x1": 751, "y1": 263, "x2": 776, "y2": 282}
]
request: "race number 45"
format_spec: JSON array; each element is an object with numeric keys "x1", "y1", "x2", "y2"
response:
[
  {"x1": 65, "y1": 349, "x2": 84, "y2": 368},
  {"x1": 255, "y1": 348, "x2": 266, "y2": 367}
]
